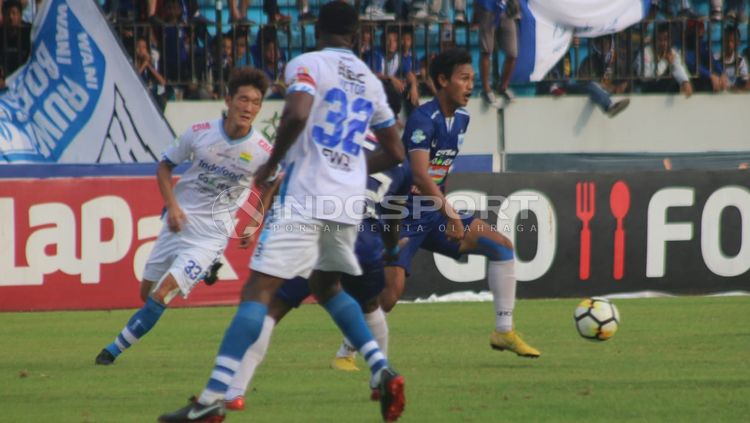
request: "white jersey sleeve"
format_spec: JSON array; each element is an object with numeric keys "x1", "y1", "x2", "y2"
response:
[
  {"x1": 285, "y1": 57, "x2": 320, "y2": 97},
  {"x1": 162, "y1": 126, "x2": 197, "y2": 165}
]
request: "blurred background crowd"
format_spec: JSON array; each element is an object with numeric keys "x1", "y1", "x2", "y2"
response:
[{"x1": 1, "y1": 0, "x2": 748, "y2": 113}]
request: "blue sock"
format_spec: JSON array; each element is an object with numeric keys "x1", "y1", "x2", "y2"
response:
[
  {"x1": 324, "y1": 291, "x2": 388, "y2": 375},
  {"x1": 205, "y1": 301, "x2": 268, "y2": 394},
  {"x1": 105, "y1": 297, "x2": 166, "y2": 358}
]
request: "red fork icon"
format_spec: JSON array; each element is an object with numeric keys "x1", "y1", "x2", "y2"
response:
[{"x1": 576, "y1": 182, "x2": 596, "y2": 280}]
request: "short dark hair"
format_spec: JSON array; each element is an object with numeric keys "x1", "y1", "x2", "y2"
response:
[
  {"x1": 2, "y1": 0, "x2": 21, "y2": 15},
  {"x1": 318, "y1": 1, "x2": 359, "y2": 36},
  {"x1": 227, "y1": 67, "x2": 270, "y2": 98},
  {"x1": 656, "y1": 22, "x2": 671, "y2": 34},
  {"x1": 429, "y1": 47, "x2": 472, "y2": 90}
]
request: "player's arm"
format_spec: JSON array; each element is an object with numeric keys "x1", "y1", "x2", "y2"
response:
[
  {"x1": 367, "y1": 124, "x2": 405, "y2": 174},
  {"x1": 239, "y1": 175, "x2": 284, "y2": 248},
  {"x1": 253, "y1": 91, "x2": 313, "y2": 185},
  {"x1": 409, "y1": 150, "x2": 464, "y2": 241},
  {"x1": 156, "y1": 159, "x2": 186, "y2": 232}
]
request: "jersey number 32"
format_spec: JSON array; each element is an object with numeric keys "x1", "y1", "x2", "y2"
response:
[{"x1": 312, "y1": 88, "x2": 373, "y2": 155}]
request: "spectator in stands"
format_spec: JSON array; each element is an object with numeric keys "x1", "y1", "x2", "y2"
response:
[
  {"x1": 380, "y1": 26, "x2": 419, "y2": 112},
  {"x1": 634, "y1": 22, "x2": 693, "y2": 97},
  {"x1": 212, "y1": 35, "x2": 234, "y2": 88},
  {"x1": 717, "y1": 0, "x2": 748, "y2": 23},
  {"x1": 430, "y1": 0, "x2": 467, "y2": 23},
  {"x1": 135, "y1": 37, "x2": 168, "y2": 110},
  {"x1": 539, "y1": 38, "x2": 630, "y2": 118},
  {"x1": 361, "y1": 0, "x2": 395, "y2": 21},
  {"x1": 649, "y1": 0, "x2": 698, "y2": 18},
  {"x1": 418, "y1": 23, "x2": 456, "y2": 97},
  {"x1": 474, "y1": 0, "x2": 519, "y2": 108},
  {"x1": 159, "y1": 0, "x2": 191, "y2": 82},
  {"x1": 358, "y1": 24, "x2": 385, "y2": 73},
  {"x1": 261, "y1": 0, "x2": 292, "y2": 24},
  {"x1": 0, "y1": 0, "x2": 30, "y2": 76},
  {"x1": 251, "y1": 25, "x2": 286, "y2": 98},
  {"x1": 579, "y1": 35, "x2": 630, "y2": 94},
  {"x1": 683, "y1": 19, "x2": 728, "y2": 92},
  {"x1": 717, "y1": 25, "x2": 749, "y2": 90},
  {"x1": 227, "y1": 28, "x2": 252, "y2": 66}
]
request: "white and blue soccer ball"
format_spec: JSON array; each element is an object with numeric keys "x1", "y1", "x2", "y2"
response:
[{"x1": 574, "y1": 297, "x2": 620, "y2": 341}]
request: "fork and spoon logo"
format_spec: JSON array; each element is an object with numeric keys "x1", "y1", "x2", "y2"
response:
[{"x1": 576, "y1": 181, "x2": 631, "y2": 281}]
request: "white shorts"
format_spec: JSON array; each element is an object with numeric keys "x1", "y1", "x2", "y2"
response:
[
  {"x1": 142, "y1": 225, "x2": 225, "y2": 297},
  {"x1": 250, "y1": 212, "x2": 362, "y2": 280}
]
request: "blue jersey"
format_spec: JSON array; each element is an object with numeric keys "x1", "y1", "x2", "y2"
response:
[{"x1": 402, "y1": 98, "x2": 469, "y2": 192}]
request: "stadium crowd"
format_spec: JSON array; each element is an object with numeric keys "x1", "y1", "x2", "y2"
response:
[{"x1": 1, "y1": 0, "x2": 749, "y2": 109}]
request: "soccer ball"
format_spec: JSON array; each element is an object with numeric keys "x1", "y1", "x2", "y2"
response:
[{"x1": 574, "y1": 297, "x2": 620, "y2": 341}]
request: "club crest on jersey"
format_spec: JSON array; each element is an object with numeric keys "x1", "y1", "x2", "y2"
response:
[
  {"x1": 239, "y1": 152, "x2": 253, "y2": 163},
  {"x1": 411, "y1": 129, "x2": 426, "y2": 145},
  {"x1": 294, "y1": 66, "x2": 316, "y2": 87}
]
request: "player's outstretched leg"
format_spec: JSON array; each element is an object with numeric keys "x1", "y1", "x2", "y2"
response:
[
  {"x1": 312, "y1": 271, "x2": 405, "y2": 422},
  {"x1": 223, "y1": 315, "x2": 275, "y2": 411},
  {"x1": 95, "y1": 277, "x2": 174, "y2": 365},
  {"x1": 332, "y1": 305, "x2": 389, "y2": 372},
  {"x1": 159, "y1": 273, "x2": 283, "y2": 422}
]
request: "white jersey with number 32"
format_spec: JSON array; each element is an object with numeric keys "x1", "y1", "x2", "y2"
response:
[{"x1": 280, "y1": 48, "x2": 395, "y2": 225}]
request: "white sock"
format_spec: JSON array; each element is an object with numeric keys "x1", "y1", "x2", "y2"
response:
[
  {"x1": 335, "y1": 337, "x2": 357, "y2": 359},
  {"x1": 224, "y1": 315, "x2": 275, "y2": 400},
  {"x1": 364, "y1": 307, "x2": 389, "y2": 357},
  {"x1": 488, "y1": 260, "x2": 516, "y2": 333}
]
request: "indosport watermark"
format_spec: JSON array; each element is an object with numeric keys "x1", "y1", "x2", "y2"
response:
[{"x1": 211, "y1": 188, "x2": 540, "y2": 238}]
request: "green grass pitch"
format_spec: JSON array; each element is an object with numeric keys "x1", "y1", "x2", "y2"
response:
[{"x1": 1, "y1": 297, "x2": 749, "y2": 422}]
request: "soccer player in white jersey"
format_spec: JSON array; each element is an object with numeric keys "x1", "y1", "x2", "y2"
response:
[
  {"x1": 94, "y1": 68, "x2": 273, "y2": 366},
  {"x1": 158, "y1": 2, "x2": 406, "y2": 422}
]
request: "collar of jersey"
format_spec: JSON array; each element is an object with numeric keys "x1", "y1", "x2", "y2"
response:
[
  {"x1": 323, "y1": 47, "x2": 354, "y2": 54},
  {"x1": 220, "y1": 121, "x2": 254, "y2": 145}
]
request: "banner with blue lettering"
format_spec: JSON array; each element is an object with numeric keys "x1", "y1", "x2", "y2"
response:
[{"x1": 0, "y1": 0, "x2": 173, "y2": 163}]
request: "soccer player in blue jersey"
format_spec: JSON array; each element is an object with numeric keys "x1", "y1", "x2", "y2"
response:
[
  {"x1": 381, "y1": 47, "x2": 540, "y2": 358},
  {"x1": 158, "y1": 2, "x2": 406, "y2": 422}
]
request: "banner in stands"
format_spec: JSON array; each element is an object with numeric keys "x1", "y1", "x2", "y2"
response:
[
  {"x1": 405, "y1": 170, "x2": 750, "y2": 299},
  {"x1": 1, "y1": 170, "x2": 748, "y2": 311},
  {"x1": 0, "y1": 0, "x2": 172, "y2": 163}
]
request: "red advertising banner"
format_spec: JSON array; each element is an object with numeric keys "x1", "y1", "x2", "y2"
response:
[{"x1": 0, "y1": 176, "x2": 252, "y2": 311}]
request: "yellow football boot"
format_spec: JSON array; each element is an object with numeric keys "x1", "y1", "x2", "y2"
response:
[
  {"x1": 331, "y1": 356, "x2": 360, "y2": 371},
  {"x1": 490, "y1": 330, "x2": 541, "y2": 358}
]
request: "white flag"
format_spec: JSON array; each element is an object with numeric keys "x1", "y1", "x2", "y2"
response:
[{"x1": 0, "y1": 0, "x2": 173, "y2": 163}]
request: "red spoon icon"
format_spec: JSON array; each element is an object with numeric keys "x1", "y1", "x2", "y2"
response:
[{"x1": 609, "y1": 181, "x2": 630, "y2": 280}]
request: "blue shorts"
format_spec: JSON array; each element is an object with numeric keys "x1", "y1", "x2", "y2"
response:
[
  {"x1": 275, "y1": 221, "x2": 386, "y2": 308},
  {"x1": 391, "y1": 211, "x2": 475, "y2": 276}
]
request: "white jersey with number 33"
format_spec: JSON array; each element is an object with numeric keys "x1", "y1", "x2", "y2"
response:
[{"x1": 280, "y1": 48, "x2": 395, "y2": 225}]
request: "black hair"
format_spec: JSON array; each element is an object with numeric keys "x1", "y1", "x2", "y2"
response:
[
  {"x1": 227, "y1": 67, "x2": 270, "y2": 98},
  {"x1": 656, "y1": 22, "x2": 671, "y2": 34},
  {"x1": 429, "y1": 47, "x2": 472, "y2": 90},
  {"x1": 2, "y1": 0, "x2": 21, "y2": 14},
  {"x1": 318, "y1": 1, "x2": 359, "y2": 36}
]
